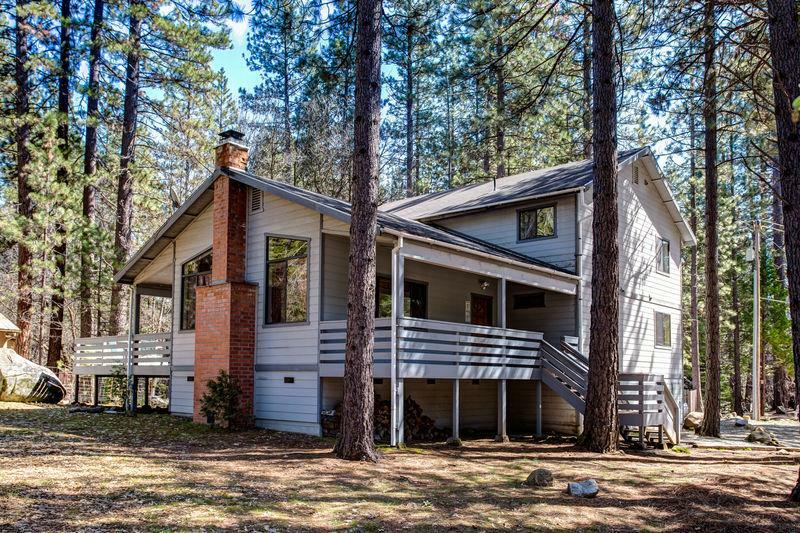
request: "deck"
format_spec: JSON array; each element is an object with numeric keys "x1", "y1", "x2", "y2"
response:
[{"x1": 74, "y1": 333, "x2": 172, "y2": 377}]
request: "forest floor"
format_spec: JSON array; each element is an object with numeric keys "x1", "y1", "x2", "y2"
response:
[{"x1": 1, "y1": 401, "x2": 799, "y2": 532}]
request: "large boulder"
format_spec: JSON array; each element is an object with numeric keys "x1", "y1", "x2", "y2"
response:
[
  {"x1": 567, "y1": 479, "x2": 599, "y2": 498},
  {"x1": 525, "y1": 468, "x2": 553, "y2": 487},
  {"x1": 745, "y1": 427, "x2": 782, "y2": 447},
  {"x1": 0, "y1": 347, "x2": 65, "y2": 403},
  {"x1": 683, "y1": 411, "x2": 703, "y2": 429}
]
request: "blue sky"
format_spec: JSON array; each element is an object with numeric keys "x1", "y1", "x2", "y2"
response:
[{"x1": 212, "y1": 8, "x2": 259, "y2": 94}]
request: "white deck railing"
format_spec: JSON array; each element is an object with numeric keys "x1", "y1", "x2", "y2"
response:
[{"x1": 74, "y1": 332, "x2": 171, "y2": 376}]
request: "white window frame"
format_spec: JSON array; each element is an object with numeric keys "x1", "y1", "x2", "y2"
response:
[
  {"x1": 654, "y1": 311, "x2": 672, "y2": 348},
  {"x1": 656, "y1": 237, "x2": 670, "y2": 274}
]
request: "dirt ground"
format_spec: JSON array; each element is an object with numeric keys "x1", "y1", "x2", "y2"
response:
[{"x1": 1, "y1": 402, "x2": 798, "y2": 532}]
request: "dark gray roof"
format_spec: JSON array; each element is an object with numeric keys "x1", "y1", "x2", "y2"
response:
[
  {"x1": 116, "y1": 167, "x2": 577, "y2": 284},
  {"x1": 226, "y1": 168, "x2": 576, "y2": 275},
  {"x1": 380, "y1": 148, "x2": 645, "y2": 220}
]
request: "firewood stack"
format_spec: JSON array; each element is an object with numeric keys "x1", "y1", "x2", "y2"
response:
[{"x1": 321, "y1": 395, "x2": 449, "y2": 443}]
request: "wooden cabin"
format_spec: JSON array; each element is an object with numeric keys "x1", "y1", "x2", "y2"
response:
[{"x1": 74, "y1": 130, "x2": 695, "y2": 446}]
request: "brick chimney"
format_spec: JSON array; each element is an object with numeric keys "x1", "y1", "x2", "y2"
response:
[
  {"x1": 193, "y1": 130, "x2": 256, "y2": 426},
  {"x1": 215, "y1": 129, "x2": 248, "y2": 170}
]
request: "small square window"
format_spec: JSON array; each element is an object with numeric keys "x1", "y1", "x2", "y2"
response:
[
  {"x1": 655, "y1": 312, "x2": 671, "y2": 348},
  {"x1": 656, "y1": 238, "x2": 670, "y2": 274},
  {"x1": 518, "y1": 205, "x2": 556, "y2": 241}
]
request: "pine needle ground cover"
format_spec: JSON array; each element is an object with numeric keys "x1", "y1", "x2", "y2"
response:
[{"x1": 1, "y1": 402, "x2": 798, "y2": 531}]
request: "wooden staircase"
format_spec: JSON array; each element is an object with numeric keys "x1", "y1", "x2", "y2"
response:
[{"x1": 538, "y1": 339, "x2": 681, "y2": 446}]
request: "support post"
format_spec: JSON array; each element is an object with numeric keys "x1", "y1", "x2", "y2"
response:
[
  {"x1": 535, "y1": 380, "x2": 542, "y2": 436},
  {"x1": 93, "y1": 375, "x2": 99, "y2": 406},
  {"x1": 396, "y1": 378, "x2": 405, "y2": 445},
  {"x1": 448, "y1": 379, "x2": 461, "y2": 445},
  {"x1": 143, "y1": 376, "x2": 149, "y2": 408},
  {"x1": 391, "y1": 238, "x2": 405, "y2": 447},
  {"x1": 126, "y1": 284, "x2": 137, "y2": 414},
  {"x1": 73, "y1": 375, "x2": 80, "y2": 404},
  {"x1": 132, "y1": 377, "x2": 139, "y2": 409},
  {"x1": 496, "y1": 379, "x2": 508, "y2": 442},
  {"x1": 752, "y1": 221, "x2": 761, "y2": 421},
  {"x1": 498, "y1": 278, "x2": 507, "y2": 328}
]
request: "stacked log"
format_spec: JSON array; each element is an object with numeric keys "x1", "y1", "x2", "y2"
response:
[{"x1": 320, "y1": 395, "x2": 449, "y2": 443}]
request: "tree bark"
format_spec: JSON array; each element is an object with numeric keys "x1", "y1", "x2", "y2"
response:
[
  {"x1": 583, "y1": 0, "x2": 618, "y2": 453},
  {"x1": 494, "y1": 36, "x2": 505, "y2": 180},
  {"x1": 582, "y1": 9, "x2": 592, "y2": 159},
  {"x1": 333, "y1": 0, "x2": 381, "y2": 462},
  {"x1": 46, "y1": 0, "x2": 72, "y2": 369},
  {"x1": 698, "y1": 0, "x2": 720, "y2": 438},
  {"x1": 79, "y1": 0, "x2": 104, "y2": 338},
  {"x1": 14, "y1": 0, "x2": 33, "y2": 359},
  {"x1": 405, "y1": 20, "x2": 414, "y2": 197},
  {"x1": 772, "y1": 167, "x2": 786, "y2": 284},
  {"x1": 689, "y1": 115, "x2": 702, "y2": 410},
  {"x1": 109, "y1": 0, "x2": 143, "y2": 335},
  {"x1": 766, "y1": 0, "x2": 800, "y2": 455}
]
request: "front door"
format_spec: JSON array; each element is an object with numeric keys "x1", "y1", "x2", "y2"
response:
[{"x1": 470, "y1": 294, "x2": 493, "y2": 326}]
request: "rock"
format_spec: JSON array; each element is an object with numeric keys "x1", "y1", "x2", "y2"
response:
[
  {"x1": 734, "y1": 416, "x2": 748, "y2": 427},
  {"x1": 0, "y1": 347, "x2": 65, "y2": 403},
  {"x1": 745, "y1": 427, "x2": 782, "y2": 447},
  {"x1": 567, "y1": 479, "x2": 599, "y2": 498},
  {"x1": 683, "y1": 411, "x2": 703, "y2": 429},
  {"x1": 446, "y1": 437, "x2": 463, "y2": 447},
  {"x1": 525, "y1": 468, "x2": 553, "y2": 487}
]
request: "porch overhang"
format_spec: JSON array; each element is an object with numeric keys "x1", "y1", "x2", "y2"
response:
[{"x1": 394, "y1": 236, "x2": 579, "y2": 295}]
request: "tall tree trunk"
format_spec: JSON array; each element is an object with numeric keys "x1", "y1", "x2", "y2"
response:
[
  {"x1": 109, "y1": 0, "x2": 143, "y2": 335},
  {"x1": 689, "y1": 115, "x2": 702, "y2": 410},
  {"x1": 729, "y1": 133, "x2": 743, "y2": 416},
  {"x1": 582, "y1": 9, "x2": 592, "y2": 159},
  {"x1": 46, "y1": 0, "x2": 72, "y2": 368},
  {"x1": 698, "y1": 0, "x2": 720, "y2": 438},
  {"x1": 583, "y1": 0, "x2": 618, "y2": 453},
  {"x1": 765, "y1": 0, "x2": 800, "y2": 499},
  {"x1": 80, "y1": 0, "x2": 104, "y2": 339},
  {"x1": 494, "y1": 36, "x2": 505, "y2": 180},
  {"x1": 772, "y1": 364, "x2": 789, "y2": 411},
  {"x1": 14, "y1": 0, "x2": 33, "y2": 359},
  {"x1": 405, "y1": 21, "x2": 414, "y2": 197},
  {"x1": 333, "y1": 0, "x2": 381, "y2": 462}
]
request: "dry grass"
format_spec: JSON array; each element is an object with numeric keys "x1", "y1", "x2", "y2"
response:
[{"x1": 1, "y1": 401, "x2": 798, "y2": 531}]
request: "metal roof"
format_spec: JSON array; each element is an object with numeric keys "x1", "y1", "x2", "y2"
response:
[{"x1": 380, "y1": 148, "x2": 644, "y2": 221}]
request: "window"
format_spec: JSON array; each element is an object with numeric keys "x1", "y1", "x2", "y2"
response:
[
  {"x1": 518, "y1": 205, "x2": 556, "y2": 241},
  {"x1": 266, "y1": 237, "x2": 309, "y2": 324},
  {"x1": 180, "y1": 250, "x2": 212, "y2": 330},
  {"x1": 657, "y1": 238, "x2": 670, "y2": 274},
  {"x1": 655, "y1": 311, "x2": 672, "y2": 348},
  {"x1": 513, "y1": 292, "x2": 546, "y2": 309},
  {"x1": 376, "y1": 276, "x2": 427, "y2": 319}
]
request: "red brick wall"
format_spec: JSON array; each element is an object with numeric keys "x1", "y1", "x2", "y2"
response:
[
  {"x1": 211, "y1": 176, "x2": 248, "y2": 284},
  {"x1": 193, "y1": 282, "x2": 256, "y2": 424},
  {"x1": 193, "y1": 172, "x2": 256, "y2": 426},
  {"x1": 214, "y1": 142, "x2": 248, "y2": 170}
]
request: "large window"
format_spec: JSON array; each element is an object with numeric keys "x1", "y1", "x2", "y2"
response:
[
  {"x1": 657, "y1": 238, "x2": 670, "y2": 274},
  {"x1": 266, "y1": 236, "x2": 309, "y2": 324},
  {"x1": 181, "y1": 250, "x2": 212, "y2": 330},
  {"x1": 376, "y1": 276, "x2": 427, "y2": 319},
  {"x1": 518, "y1": 205, "x2": 556, "y2": 241},
  {"x1": 655, "y1": 311, "x2": 672, "y2": 348}
]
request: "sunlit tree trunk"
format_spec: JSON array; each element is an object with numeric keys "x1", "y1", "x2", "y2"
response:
[
  {"x1": 333, "y1": 0, "x2": 382, "y2": 462},
  {"x1": 698, "y1": 0, "x2": 720, "y2": 438},
  {"x1": 583, "y1": 0, "x2": 619, "y2": 453}
]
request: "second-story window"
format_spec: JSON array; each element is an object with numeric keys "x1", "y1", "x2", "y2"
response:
[
  {"x1": 266, "y1": 236, "x2": 309, "y2": 324},
  {"x1": 518, "y1": 205, "x2": 556, "y2": 241},
  {"x1": 657, "y1": 238, "x2": 670, "y2": 274},
  {"x1": 181, "y1": 250, "x2": 212, "y2": 330}
]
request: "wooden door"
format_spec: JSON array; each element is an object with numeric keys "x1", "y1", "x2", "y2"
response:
[{"x1": 470, "y1": 294, "x2": 493, "y2": 326}]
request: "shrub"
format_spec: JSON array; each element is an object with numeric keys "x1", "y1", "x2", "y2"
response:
[{"x1": 199, "y1": 370, "x2": 243, "y2": 429}]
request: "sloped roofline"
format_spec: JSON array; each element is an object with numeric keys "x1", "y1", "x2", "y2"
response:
[{"x1": 115, "y1": 168, "x2": 579, "y2": 284}]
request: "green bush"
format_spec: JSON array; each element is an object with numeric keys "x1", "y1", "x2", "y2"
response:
[{"x1": 199, "y1": 370, "x2": 243, "y2": 429}]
